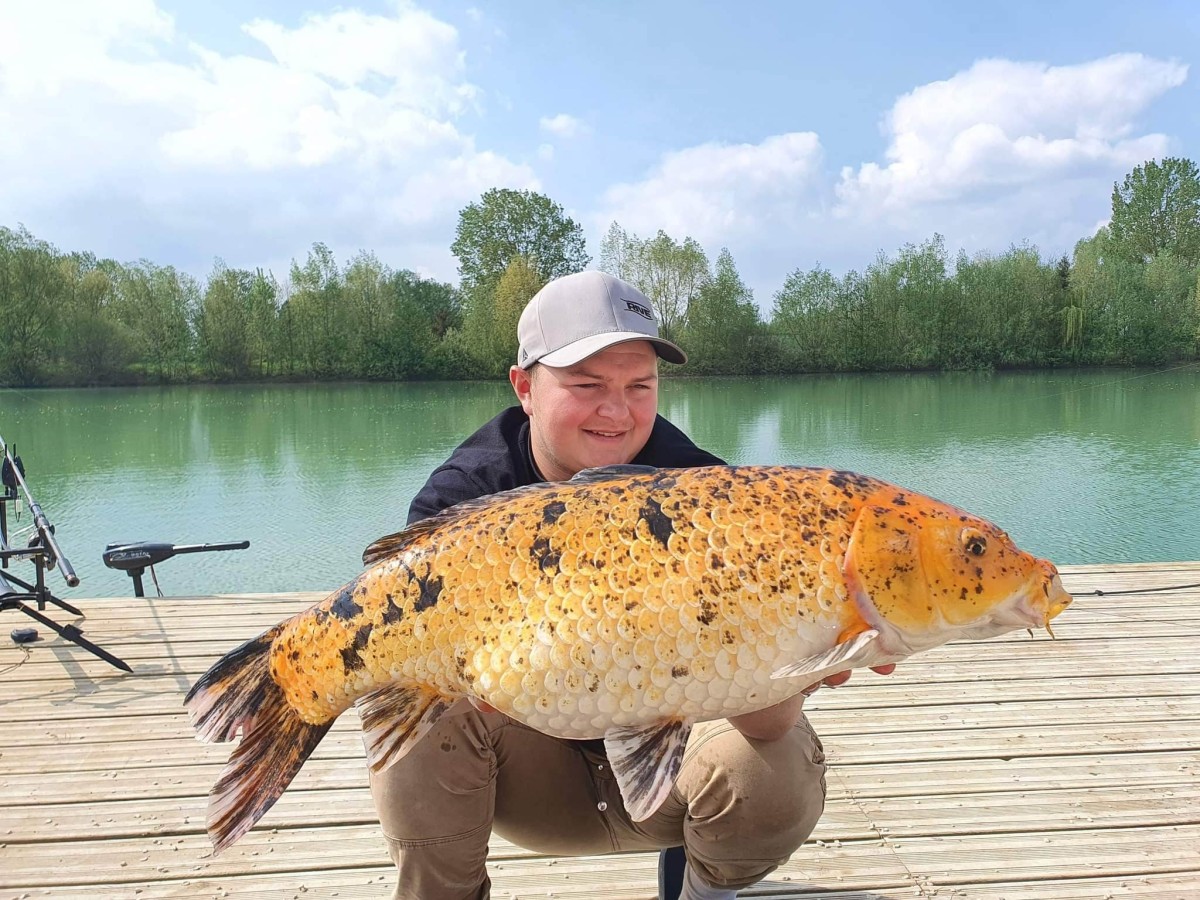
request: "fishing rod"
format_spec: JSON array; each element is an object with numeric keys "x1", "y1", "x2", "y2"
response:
[
  {"x1": 1, "y1": 433, "x2": 130, "y2": 672},
  {"x1": 1, "y1": 432, "x2": 78, "y2": 587}
]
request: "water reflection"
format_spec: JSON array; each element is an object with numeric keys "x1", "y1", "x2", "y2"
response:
[{"x1": 1, "y1": 368, "x2": 1196, "y2": 597}]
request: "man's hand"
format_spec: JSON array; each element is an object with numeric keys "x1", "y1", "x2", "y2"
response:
[{"x1": 819, "y1": 663, "x2": 896, "y2": 689}]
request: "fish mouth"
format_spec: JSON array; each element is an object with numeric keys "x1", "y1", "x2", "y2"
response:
[{"x1": 1027, "y1": 569, "x2": 1074, "y2": 638}]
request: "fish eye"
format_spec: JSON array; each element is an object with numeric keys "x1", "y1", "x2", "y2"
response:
[{"x1": 961, "y1": 529, "x2": 988, "y2": 557}]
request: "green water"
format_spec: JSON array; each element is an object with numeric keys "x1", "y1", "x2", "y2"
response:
[{"x1": 2, "y1": 369, "x2": 1197, "y2": 599}]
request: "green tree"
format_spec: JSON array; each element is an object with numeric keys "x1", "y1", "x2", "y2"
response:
[
  {"x1": 685, "y1": 249, "x2": 761, "y2": 373},
  {"x1": 451, "y1": 188, "x2": 589, "y2": 304},
  {"x1": 196, "y1": 262, "x2": 254, "y2": 378},
  {"x1": 492, "y1": 256, "x2": 544, "y2": 371},
  {"x1": 111, "y1": 262, "x2": 196, "y2": 381},
  {"x1": 59, "y1": 252, "x2": 134, "y2": 383},
  {"x1": 1109, "y1": 157, "x2": 1200, "y2": 268},
  {"x1": 286, "y1": 243, "x2": 346, "y2": 377},
  {"x1": 245, "y1": 269, "x2": 279, "y2": 376},
  {"x1": 598, "y1": 221, "x2": 638, "y2": 280},
  {"x1": 343, "y1": 251, "x2": 391, "y2": 377},
  {"x1": 597, "y1": 223, "x2": 709, "y2": 342},
  {"x1": 0, "y1": 226, "x2": 66, "y2": 384}
]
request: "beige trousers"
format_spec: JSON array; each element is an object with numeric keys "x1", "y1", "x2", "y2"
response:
[{"x1": 369, "y1": 709, "x2": 828, "y2": 900}]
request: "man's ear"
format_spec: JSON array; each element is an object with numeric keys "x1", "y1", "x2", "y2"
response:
[{"x1": 509, "y1": 365, "x2": 534, "y2": 415}]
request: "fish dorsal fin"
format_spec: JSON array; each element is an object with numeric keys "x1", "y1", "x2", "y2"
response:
[
  {"x1": 603, "y1": 718, "x2": 692, "y2": 821},
  {"x1": 363, "y1": 480, "x2": 571, "y2": 565},
  {"x1": 770, "y1": 629, "x2": 883, "y2": 681},
  {"x1": 364, "y1": 466, "x2": 659, "y2": 566},
  {"x1": 355, "y1": 684, "x2": 461, "y2": 771},
  {"x1": 571, "y1": 464, "x2": 659, "y2": 483}
]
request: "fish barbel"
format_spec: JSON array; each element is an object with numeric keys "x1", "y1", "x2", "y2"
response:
[{"x1": 185, "y1": 465, "x2": 1073, "y2": 851}]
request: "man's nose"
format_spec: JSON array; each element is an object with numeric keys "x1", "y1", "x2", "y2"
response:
[{"x1": 596, "y1": 391, "x2": 629, "y2": 419}]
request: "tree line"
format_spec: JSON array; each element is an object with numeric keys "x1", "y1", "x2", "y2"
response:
[{"x1": 2, "y1": 157, "x2": 1197, "y2": 387}]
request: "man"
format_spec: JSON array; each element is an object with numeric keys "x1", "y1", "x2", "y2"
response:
[{"x1": 372, "y1": 270, "x2": 891, "y2": 900}]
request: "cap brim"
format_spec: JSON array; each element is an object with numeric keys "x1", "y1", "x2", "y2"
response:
[{"x1": 535, "y1": 333, "x2": 687, "y2": 368}]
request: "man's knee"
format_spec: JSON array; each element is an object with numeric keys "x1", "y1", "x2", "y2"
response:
[
  {"x1": 369, "y1": 709, "x2": 499, "y2": 842},
  {"x1": 679, "y1": 716, "x2": 828, "y2": 886}
]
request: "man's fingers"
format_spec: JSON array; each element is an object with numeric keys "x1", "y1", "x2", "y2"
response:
[
  {"x1": 468, "y1": 696, "x2": 498, "y2": 714},
  {"x1": 819, "y1": 664, "x2": 896, "y2": 692},
  {"x1": 822, "y1": 670, "x2": 853, "y2": 688}
]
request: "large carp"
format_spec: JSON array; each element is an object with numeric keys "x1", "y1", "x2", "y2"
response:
[{"x1": 186, "y1": 465, "x2": 1073, "y2": 851}]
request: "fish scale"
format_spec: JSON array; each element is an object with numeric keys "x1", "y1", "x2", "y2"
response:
[
  {"x1": 298, "y1": 467, "x2": 845, "y2": 733},
  {"x1": 186, "y1": 463, "x2": 1073, "y2": 852}
]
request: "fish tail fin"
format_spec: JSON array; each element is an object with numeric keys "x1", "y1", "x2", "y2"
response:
[{"x1": 184, "y1": 627, "x2": 333, "y2": 853}]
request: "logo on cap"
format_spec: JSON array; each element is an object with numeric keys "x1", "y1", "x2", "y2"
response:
[{"x1": 623, "y1": 299, "x2": 653, "y2": 321}]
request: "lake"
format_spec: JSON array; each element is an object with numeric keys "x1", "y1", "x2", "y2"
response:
[{"x1": 2, "y1": 368, "x2": 1197, "y2": 599}]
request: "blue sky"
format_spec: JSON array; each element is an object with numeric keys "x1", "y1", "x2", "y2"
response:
[{"x1": 1, "y1": 0, "x2": 1196, "y2": 308}]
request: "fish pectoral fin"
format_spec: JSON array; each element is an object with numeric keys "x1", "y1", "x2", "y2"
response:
[
  {"x1": 356, "y1": 684, "x2": 458, "y2": 772},
  {"x1": 603, "y1": 718, "x2": 692, "y2": 822},
  {"x1": 771, "y1": 628, "x2": 882, "y2": 681}
]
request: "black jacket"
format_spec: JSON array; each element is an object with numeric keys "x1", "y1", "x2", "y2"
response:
[{"x1": 407, "y1": 406, "x2": 725, "y2": 525}]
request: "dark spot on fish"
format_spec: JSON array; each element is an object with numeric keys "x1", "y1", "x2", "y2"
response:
[
  {"x1": 974, "y1": 584, "x2": 984, "y2": 595},
  {"x1": 455, "y1": 656, "x2": 468, "y2": 679},
  {"x1": 340, "y1": 622, "x2": 373, "y2": 672},
  {"x1": 653, "y1": 473, "x2": 679, "y2": 491},
  {"x1": 289, "y1": 649, "x2": 300, "y2": 661},
  {"x1": 639, "y1": 497, "x2": 675, "y2": 548},
  {"x1": 330, "y1": 584, "x2": 364, "y2": 621},
  {"x1": 828, "y1": 471, "x2": 852, "y2": 491},
  {"x1": 960, "y1": 587, "x2": 968, "y2": 600},
  {"x1": 586, "y1": 672, "x2": 601, "y2": 693},
  {"x1": 414, "y1": 573, "x2": 444, "y2": 612},
  {"x1": 801, "y1": 529, "x2": 817, "y2": 543},
  {"x1": 311, "y1": 690, "x2": 319, "y2": 701},
  {"x1": 530, "y1": 536, "x2": 561, "y2": 573},
  {"x1": 698, "y1": 599, "x2": 718, "y2": 627},
  {"x1": 383, "y1": 592, "x2": 405, "y2": 625},
  {"x1": 893, "y1": 494, "x2": 907, "y2": 506},
  {"x1": 440, "y1": 740, "x2": 454, "y2": 751},
  {"x1": 672, "y1": 664, "x2": 689, "y2": 678},
  {"x1": 542, "y1": 500, "x2": 568, "y2": 525},
  {"x1": 625, "y1": 600, "x2": 638, "y2": 611}
]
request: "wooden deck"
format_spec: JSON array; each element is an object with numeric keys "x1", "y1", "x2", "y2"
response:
[{"x1": 1, "y1": 562, "x2": 1198, "y2": 899}]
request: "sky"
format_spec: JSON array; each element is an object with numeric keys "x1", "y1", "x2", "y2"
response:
[{"x1": 1, "y1": 0, "x2": 1197, "y2": 309}]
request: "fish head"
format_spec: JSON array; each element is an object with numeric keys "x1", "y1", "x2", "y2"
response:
[{"x1": 843, "y1": 491, "x2": 1073, "y2": 652}]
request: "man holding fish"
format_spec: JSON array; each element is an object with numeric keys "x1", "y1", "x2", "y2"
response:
[
  {"x1": 185, "y1": 272, "x2": 1072, "y2": 900},
  {"x1": 370, "y1": 270, "x2": 894, "y2": 900}
]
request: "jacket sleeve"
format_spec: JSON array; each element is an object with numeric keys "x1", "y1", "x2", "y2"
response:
[{"x1": 406, "y1": 465, "x2": 488, "y2": 526}]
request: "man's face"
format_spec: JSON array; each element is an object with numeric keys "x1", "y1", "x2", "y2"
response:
[{"x1": 509, "y1": 341, "x2": 660, "y2": 482}]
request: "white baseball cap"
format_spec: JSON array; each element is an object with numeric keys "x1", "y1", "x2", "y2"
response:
[{"x1": 516, "y1": 270, "x2": 687, "y2": 369}]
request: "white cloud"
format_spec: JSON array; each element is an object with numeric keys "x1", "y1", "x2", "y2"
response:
[
  {"x1": 591, "y1": 54, "x2": 1187, "y2": 306},
  {"x1": 836, "y1": 54, "x2": 1187, "y2": 215},
  {"x1": 539, "y1": 113, "x2": 589, "y2": 139},
  {"x1": 0, "y1": 0, "x2": 535, "y2": 279},
  {"x1": 596, "y1": 132, "x2": 824, "y2": 246}
]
